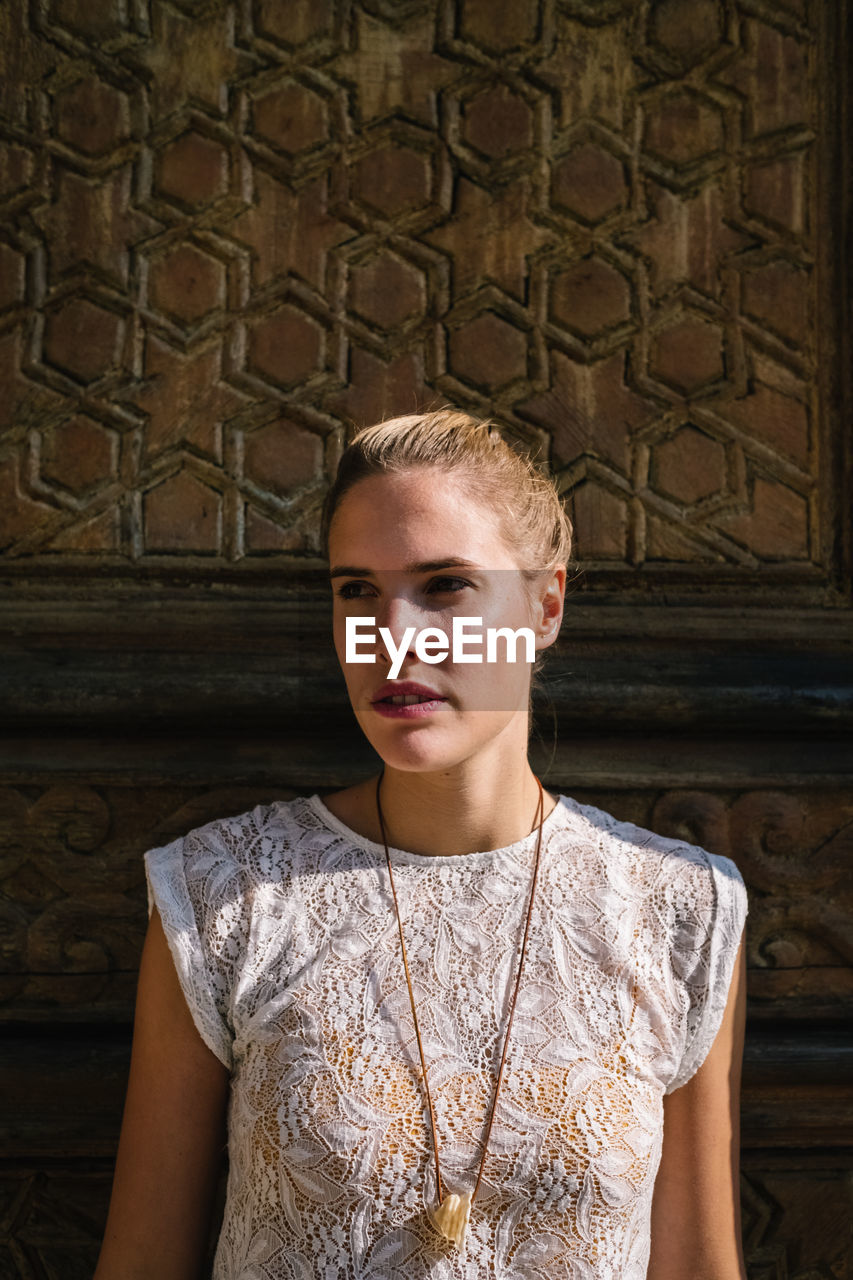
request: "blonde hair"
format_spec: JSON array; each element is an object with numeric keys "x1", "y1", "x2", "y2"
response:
[
  {"x1": 321, "y1": 409, "x2": 573, "y2": 731},
  {"x1": 321, "y1": 409, "x2": 572, "y2": 576}
]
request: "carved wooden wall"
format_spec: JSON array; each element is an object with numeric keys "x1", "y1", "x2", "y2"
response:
[{"x1": 1, "y1": 1, "x2": 851, "y2": 1276}]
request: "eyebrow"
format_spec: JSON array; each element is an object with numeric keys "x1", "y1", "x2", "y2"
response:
[{"x1": 329, "y1": 557, "x2": 482, "y2": 579}]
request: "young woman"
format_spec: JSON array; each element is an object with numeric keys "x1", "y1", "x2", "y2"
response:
[{"x1": 94, "y1": 409, "x2": 748, "y2": 1280}]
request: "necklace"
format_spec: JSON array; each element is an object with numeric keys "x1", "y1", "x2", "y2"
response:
[{"x1": 375, "y1": 770, "x2": 546, "y2": 1249}]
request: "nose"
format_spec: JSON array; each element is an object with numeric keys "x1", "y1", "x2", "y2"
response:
[{"x1": 373, "y1": 591, "x2": 423, "y2": 664}]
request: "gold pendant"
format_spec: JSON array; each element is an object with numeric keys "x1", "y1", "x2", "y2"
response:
[{"x1": 432, "y1": 1191, "x2": 472, "y2": 1246}]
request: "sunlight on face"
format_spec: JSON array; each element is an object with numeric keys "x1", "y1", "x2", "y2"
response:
[{"x1": 328, "y1": 468, "x2": 548, "y2": 774}]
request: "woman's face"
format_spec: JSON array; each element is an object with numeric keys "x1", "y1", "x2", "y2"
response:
[{"x1": 328, "y1": 467, "x2": 563, "y2": 774}]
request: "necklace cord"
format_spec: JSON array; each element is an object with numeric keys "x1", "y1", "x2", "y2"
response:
[
  {"x1": 376, "y1": 770, "x2": 545, "y2": 1210},
  {"x1": 376, "y1": 770, "x2": 444, "y2": 1202},
  {"x1": 470, "y1": 777, "x2": 544, "y2": 1203}
]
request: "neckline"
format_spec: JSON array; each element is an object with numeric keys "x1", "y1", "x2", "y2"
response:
[{"x1": 305, "y1": 789, "x2": 570, "y2": 866}]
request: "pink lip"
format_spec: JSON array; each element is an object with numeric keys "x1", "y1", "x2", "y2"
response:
[
  {"x1": 372, "y1": 697, "x2": 447, "y2": 720},
  {"x1": 370, "y1": 680, "x2": 448, "y2": 720},
  {"x1": 371, "y1": 680, "x2": 446, "y2": 703}
]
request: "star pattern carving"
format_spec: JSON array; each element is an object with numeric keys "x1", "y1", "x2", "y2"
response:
[{"x1": 427, "y1": 177, "x2": 551, "y2": 302}]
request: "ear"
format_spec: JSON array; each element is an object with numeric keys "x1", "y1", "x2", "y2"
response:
[{"x1": 533, "y1": 565, "x2": 566, "y2": 653}]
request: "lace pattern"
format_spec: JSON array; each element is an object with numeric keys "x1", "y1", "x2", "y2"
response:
[{"x1": 144, "y1": 792, "x2": 747, "y2": 1280}]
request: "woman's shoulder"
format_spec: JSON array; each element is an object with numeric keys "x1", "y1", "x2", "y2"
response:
[
  {"x1": 145, "y1": 791, "x2": 337, "y2": 883},
  {"x1": 554, "y1": 792, "x2": 746, "y2": 909}
]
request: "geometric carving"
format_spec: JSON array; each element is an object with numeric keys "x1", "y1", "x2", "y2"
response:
[
  {"x1": 133, "y1": 336, "x2": 244, "y2": 465},
  {"x1": 146, "y1": 243, "x2": 226, "y2": 328},
  {"x1": 233, "y1": 170, "x2": 353, "y2": 293},
  {"x1": 253, "y1": 0, "x2": 334, "y2": 48},
  {"x1": 244, "y1": 505, "x2": 313, "y2": 554},
  {"x1": 649, "y1": 314, "x2": 725, "y2": 395},
  {"x1": 717, "y1": 20, "x2": 808, "y2": 139},
  {"x1": 351, "y1": 144, "x2": 432, "y2": 219},
  {"x1": 647, "y1": 0, "x2": 725, "y2": 71},
  {"x1": 427, "y1": 177, "x2": 549, "y2": 301},
  {"x1": 0, "y1": 242, "x2": 26, "y2": 311},
  {"x1": 336, "y1": 10, "x2": 458, "y2": 127},
  {"x1": 628, "y1": 182, "x2": 750, "y2": 301},
  {"x1": 38, "y1": 417, "x2": 118, "y2": 496},
  {"x1": 54, "y1": 76, "x2": 131, "y2": 156},
  {"x1": 642, "y1": 88, "x2": 725, "y2": 168},
  {"x1": 127, "y1": 4, "x2": 245, "y2": 120},
  {"x1": 448, "y1": 311, "x2": 528, "y2": 391},
  {"x1": 744, "y1": 154, "x2": 807, "y2": 236},
  {"x1": 720, "y1": 476, "x2": 809, "y2": 560},
  {"x1": 48, "y1": 0, "x2": 127, "y2": 40},
  {"x1": 723, "y1": 383, "x2": 809, "y2": 470},
  {"x1": 741, "y1": 260, "x2": 810, "y2": 349},
  {"x1": 36, "y1": 166, "x2": 154, "y2": 289},
  {"x1": 328, "y1": 347, "x2": 439, "y2": 429},
  {"x1": 252, "y1": 81, "x2": 328, "y2": 155},
  {"x1": 248, "y1": 307, "x2": 326, "y2": 390},
  {"x1": 536, "y1": 14, "x2": 633, "y2": 133},
  {"x1": 0, "y1": 455, "x2": 50, "y2": 551},
  {"x1": 550, "y1": 257, "x2": 632, "y2": 340},
  {"x1": 0, "y1": 141, "x2": 33, "y2": 202},
  {"x1": 461, "y1": 84, "x2": 534, "y2": 160},
  {"x1": 458, "y1": 0, "x2": 539, "y2": 54},
  {"x1": 651, "y1": 426, "x2": 726, "y2": 505},
  {"x1": 243, "y1": 419, "x2": 323, "y2": 498},
  {"x1": 348, "y1": 251, "x2": 425, "y2": 330},
  {"x1": 43, "y1": 508, "x2": 120, "y2": 554},
  {"x1": 567, "y1": 480, "x2": 629, "y2": 560},
  {"x1": 0, "y1": 0, "x2": 838, "y2": 584},
  {"x1": 519, "y1": 350, "x2": 652, "y2": 473},
  {"x1": 551, "y1": 144, "x2": 628, "y2": 224},
  {"x1": 142, "y1": 470, "x2": 222, "y2": 554},
  {"x1": 155, "y1": 132, "x2": 228, "y2": 209},
  {"x1": 42, "y1": 297, "x2": 125, "y2": 385}
]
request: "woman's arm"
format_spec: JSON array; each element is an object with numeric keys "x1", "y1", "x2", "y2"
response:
[
  {"x1": 94, "y1": 906, "x2": 230, "y2": 1280},
  {"x1": 647, "y1": 933, "x2": 748, "y2": 1280}
]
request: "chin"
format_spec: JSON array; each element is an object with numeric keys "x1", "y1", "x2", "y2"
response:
[
  {"x1": 353, "y1": 710, "x2": 446, "y2": 761},
  {"x1": 356, "y1": 708, "x2": 513, "y2": 775}
]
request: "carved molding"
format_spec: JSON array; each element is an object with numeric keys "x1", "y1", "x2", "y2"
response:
[{"x1": 1, "y1": 779, "x2": 851, "y2": 1024}]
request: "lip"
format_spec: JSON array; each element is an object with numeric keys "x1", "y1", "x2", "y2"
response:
[
  {"x1": 370, "y1": 680, "x2": 449, "y2": 720},
  {"x1": 371, "y1": 680, "x2": 446, "y2": 703}
]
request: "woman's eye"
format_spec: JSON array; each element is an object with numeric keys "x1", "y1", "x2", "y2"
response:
[
  {"x1": 335, "y1": 577, "x2": 471, "y2": 600},
  {"x1": 335, "y1": 581, "x2": 371, "y2": 599}
]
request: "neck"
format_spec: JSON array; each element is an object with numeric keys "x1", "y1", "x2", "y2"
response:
[{"x1": 372, "y1": 740, "x2": 554, "y2": 858}]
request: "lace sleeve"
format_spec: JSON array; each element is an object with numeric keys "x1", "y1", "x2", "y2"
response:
[
  {"x1": 664, "y1": 850, "x2": 748, "y2": 1095},
  {"x1": 143, "y1": 820, "x2": 246, "y2": 1072}
]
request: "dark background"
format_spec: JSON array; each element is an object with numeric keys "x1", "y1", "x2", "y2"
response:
[{"x1": 1, "y1": 1, "x2": 851, "y2": 1276}]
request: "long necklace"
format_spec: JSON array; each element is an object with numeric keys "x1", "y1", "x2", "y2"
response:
[{"x1": 375, "y1": 770, "x2": 546, "y2": 1249}]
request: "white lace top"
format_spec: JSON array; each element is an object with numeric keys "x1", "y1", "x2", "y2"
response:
[{"x1": 144, "y1": 791, "x2": 747, "y2": 1280}]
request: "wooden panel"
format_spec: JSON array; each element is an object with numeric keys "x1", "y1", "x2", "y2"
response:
[
  {"x1": 0, "y1": 0, "x2": 847, "y2": 600},
  {"x1": 0, "y1": 593, "x2": 851, "y2": 733}
]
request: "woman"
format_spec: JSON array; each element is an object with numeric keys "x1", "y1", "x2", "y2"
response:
[{"x1": 94, "y1": 409, "x2": 748, "y2": 1279}]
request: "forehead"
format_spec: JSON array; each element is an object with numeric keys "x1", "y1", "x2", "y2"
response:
[{"x1": 329, "y1": 468, "x2": 517, "y2": 568}]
